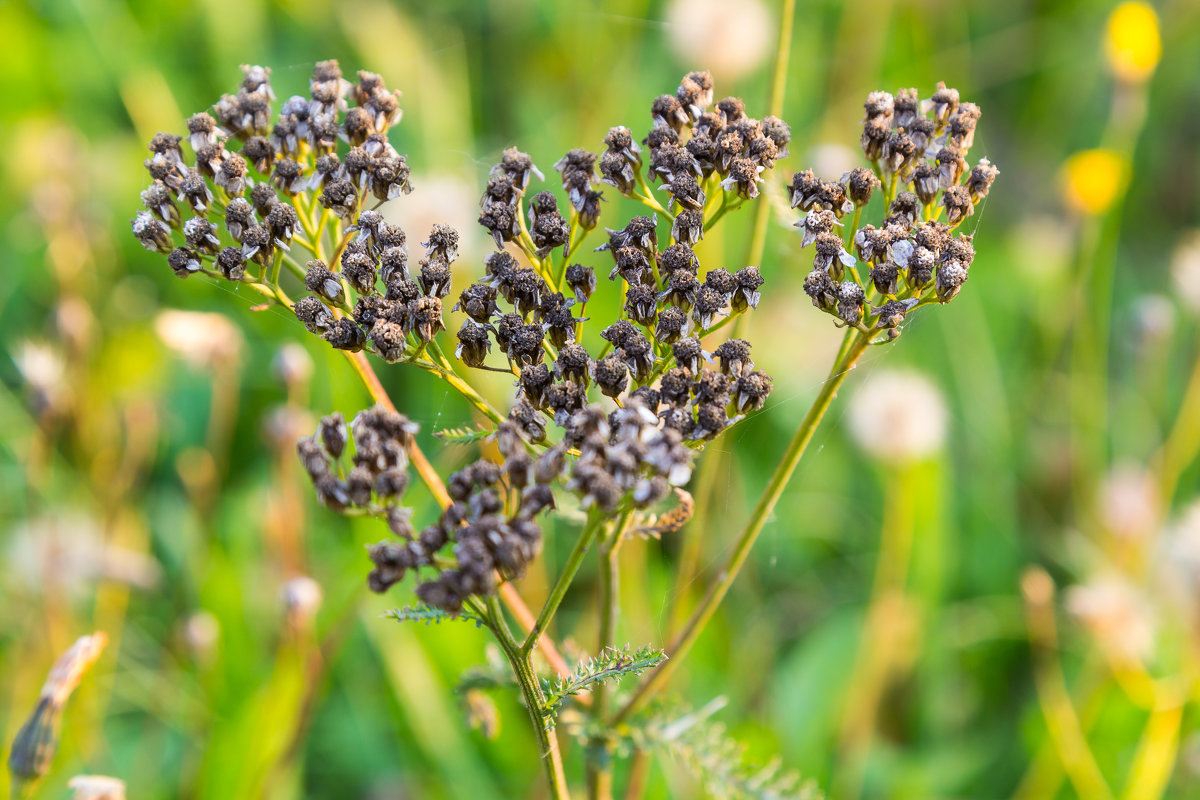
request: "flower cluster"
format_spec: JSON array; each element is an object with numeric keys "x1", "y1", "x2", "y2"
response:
[
  {"x1": 132, "y1": 59, "x2": 411, "y2": 301},
  {"x1": 132, "y1": 64, "x2": 782, "y2": 609},
  {"x1": 794, "y1": 83, "x2": 998, "y2": 338},
  {"x1": 306, "y1": 219, "x2": 460, "y2": 360},
  {"x1": 295, "y1": 405, "x2": 545, "y2": 614},
  {"x1": 599, "y1": 72, "x2": 791, "y2": 245},
  {"x1": 373, "y1": 422, "x2": 560, "y2": 614},
  {"x1": 562, "y1": 400, "x2": 695, "y2": 512},
  {"x1": 296, "y1": 406, "x2": 415, "y2": 513}
]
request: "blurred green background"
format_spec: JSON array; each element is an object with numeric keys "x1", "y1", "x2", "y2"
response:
[{"x1": 3, "y1": 0, "x2": 1200, "y2": 797}]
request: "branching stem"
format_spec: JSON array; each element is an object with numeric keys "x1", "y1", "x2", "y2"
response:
[{"x1": 615, "y1": 330, "x2": 871, "y2": 723}]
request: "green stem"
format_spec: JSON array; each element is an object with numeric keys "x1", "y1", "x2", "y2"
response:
[
  {"x1": 614, "y1": 331, "x2": 871, "y2": 723},
  {"x1": 270, "y1": 248, "x2": 283, "y2": 286},
  {"x1": 281, "y1": 252, "x2": 309, "y2": 281},
  {"x1": 632, "y1": 168, "x2": 673, "y2": 219},
  {"x1": 522, "y1": 512, "x2": 605, "y2": 654},
  {"x1": 588, "y1": 508, "x2": 634, "y2": 800},
  {"x1": 515, "y1": 193, "x2": 555, "y2": 284},
  {"x1": 593, "y1": 508, "x2": 635, "y2": 715},
  {"x1": 703, "y1": 197, "x2": 746, "y2": 232},
  {"x1": 483, "y1": 597, "x2": 571, "y2": 800},
  {"x1": 845, "y1": 205, "x2": 863, "y2": 250},
  {"x1": 412, "y1": 357, "x2": 506, "y2": 424},
  {"x1": 742, "y1": 0, "x2": 796, "y2": 262}
]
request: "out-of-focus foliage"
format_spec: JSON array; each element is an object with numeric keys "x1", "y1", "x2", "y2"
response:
[{"x1": 2, "y1": 0, "x2": 1200, "y2": 797}]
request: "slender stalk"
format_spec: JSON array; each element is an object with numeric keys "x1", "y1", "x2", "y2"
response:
[
  {"x1": 523, "y1": 512, "x2": 606, "y2": 654},
  {"x1": 1010, "y1": 659, "x2": 1111, "y2": 800},
  {"x1": 742, "y1": 0, "x2": 795, "y2": 269},
  {"x1": 1120, "y1": 692, "x2": 1184, "y2": 800},
  {"x1": 588, "y1": 508, "x2": 634, "y2": 800},
  {"x1": 500, "y1": 582, "x2": 572, "y2": 680},
  {"x1": 622, "y1": 749, "x2": 650, "y2": 800},
  {"x1": 1153, "y1": 345, "x2": 1200, "y2": 501},
  {"x1": 632, "y1": 169, "x2": 673, "y2": 219},
  {"x1": 414, "y1": 358, "x2": 506, "y2": 424},
  {"x1": 615, "y1": 331, "x2": 871, "y2": 723},
  {"x1": 832, "y1": 463, "x2": 917, "y2": 800},
  {"x1": 587, "y1": 760, "x2": 614, "y2": 800},
  {"x1": 593, "y1": 508, "x2": 635, "y2": 715},
  {"x1": 844, "y1": 206, "x2": 863, "y2": 250},
  {"x1": 733, "y1": 0, "x2": 795, "y2": 347},
  {"x1": 484, "y1": 596, "x2": 571, "y2": 800},
  {"x1": 1020, "y1": 568, "x2": 1114, "y2": 800},
  {"x1": 703, "y1": 197, "x2": 745, "y2": 231}
]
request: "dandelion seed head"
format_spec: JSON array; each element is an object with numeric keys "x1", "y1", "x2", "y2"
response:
[
  {"x1": 155, "y1": 310, "x2": 243, "y2": 370},
  {"x1": 1097, "y1": 462, "x2": 1161, "y2": 542},
  {"x1": 1066, "y1": 576, "x2": 1156, "y2": 662},
  {"x1": 1171, "y1": 230, "x2": 1200, "y2": 314},
  {"x1": 847, "y1": 369, "x2": 947, "y2": 464},
  {"x1": 665, "y1": 0, "x2": 771, "y2": 82}
]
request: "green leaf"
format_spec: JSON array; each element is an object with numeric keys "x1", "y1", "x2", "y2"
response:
[
  {"x1": 384, "y1": 604, "x2": 487, "y2": 628},
  {"x1": 542, "y1": 644, "x2": 667, "y2": 724},
  {"x1": 434, "y1": 425, "x2": 494, "y2": 445},
  {"x1": 624, "y1": 697, "x2": 824, "y2": 800}
]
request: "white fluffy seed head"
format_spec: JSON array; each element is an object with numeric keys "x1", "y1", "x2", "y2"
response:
[
  {"x1": 1171, "y1": 229, "x2": 1200, "y2": 314},
  {"x1": 847, "y1": 369, "x2": 947, "y2": 464},
  {"x1": 282, "y1": 575, "x2": 323, "y2": 629},
  {"x1": 68, "y1": 775, "x2": 126, "y2": 800},
  {"x1": 1097, "y1": 462, "x2": 1161, "y2": 542},
  {"x1": 665, "y1": 0, "x2": 771, "y2": 82},
  {"x1": 1065, "y1": 576, "x2": 1156, "y2": 662},
  {"x1": 155, "y1": 310, "x2": 242, "y2": 370}
]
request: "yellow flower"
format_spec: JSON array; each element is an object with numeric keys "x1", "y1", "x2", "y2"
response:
[
  {"x1": 1061, "y1": 149, "x2": 1127, "y2": 215},
  {"x1": 1106, "y1": 2, "x2": 1161, "y2": 83}
]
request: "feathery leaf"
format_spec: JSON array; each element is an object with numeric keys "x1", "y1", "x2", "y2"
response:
[
  {"x1": 542, "y1": 644, "x2": 667, "y2": 724},
  {"x1": 434, "y1": 425, "x2": 495, "y2": 445}
]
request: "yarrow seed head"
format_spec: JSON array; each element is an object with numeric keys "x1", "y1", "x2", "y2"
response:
[{"x1": 131, "y1": 64, "x2": 788, "y2": 613}]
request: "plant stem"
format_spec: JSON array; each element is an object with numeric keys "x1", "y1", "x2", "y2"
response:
[
  {"x1": 1020, "y1": 568, "x2": 1114, "y2": 800},
  {"x1": 743, "y1": 0, "x2": 795, "y2": 268},
  {"x1": 622, "y1": 749, "x2": 650, "y2": 800},
  {"x1": 731, "y1": 0, "x2": 794, "y2": 344},
  {"x1": 523, "y1": 512, "x2": 605, "y2": 654},
  {"x1": 632, "y1": 169, "x2": 673, "y2": 219},
  {"x1": 703, "y1": 197, "x2": 745, "y2": 232},
  {"x1": 414, "y1": 358, "x2": 506, "y2": 424},
  {"x1": 844, "y1": 205, "x2": 863, "y2": 250},
  {"x1": 500, "y1": 582, "x2": 573, "y2": 680},
  {"x1": 593, "y1": 508, "x2": 634, "y2": 716},
  {"x1": 614, "y1": 331, "x2": 871, "y2": 723},
  {"x1": 1153, "y1": 344, "x2": 1200, "y2": 501},
  {"x1": 485, "y1": 596, "x2": 571, "y2": 800},
  {"x1": 342, "y1": 350, "x2": 572, "y2": 677},
  {"x1": 588, "y1": 508, "x2": 634, "y2": 800}
]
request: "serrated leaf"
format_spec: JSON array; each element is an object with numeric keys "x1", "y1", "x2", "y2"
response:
[
  {"x1": 542, "y1": 644, "x2": 667, "y2": 724},
  {"x1": 620, "y1": 697, "x2": 824, "y2": 800},
  {"x1": 384, "y1": 604, "x2": 487, "y2": 628},
  {"x1": 434, "y1": 425, "x2": 494, "y2": 445}
]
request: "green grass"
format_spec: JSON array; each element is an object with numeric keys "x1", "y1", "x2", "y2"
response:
[{"x1": 3, "y1": 0, "x2": 1200, "y2": 798}]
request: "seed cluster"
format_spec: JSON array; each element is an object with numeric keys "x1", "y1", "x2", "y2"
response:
[
  {"x1": 129, "y1": 65, "x2": 804, "y2": 611},
  {"x1": 373, "y1": 422, "x2": 559, "y2": 614},
  {"x1": 794, "y1": 83, "x2": 997, "y2": 338},
  {"x1": 459, "y1": 72, "x2": 782, "y2": 452},
  {"x1": 597, "y1": 72, "x2": 792, "y2": 245},
  {"x1": 297, "y1": 406, "x2": 416, "y2": 514},
  {"x1": 132, "y1": 60, "x2": 421, "y2": 346}
]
